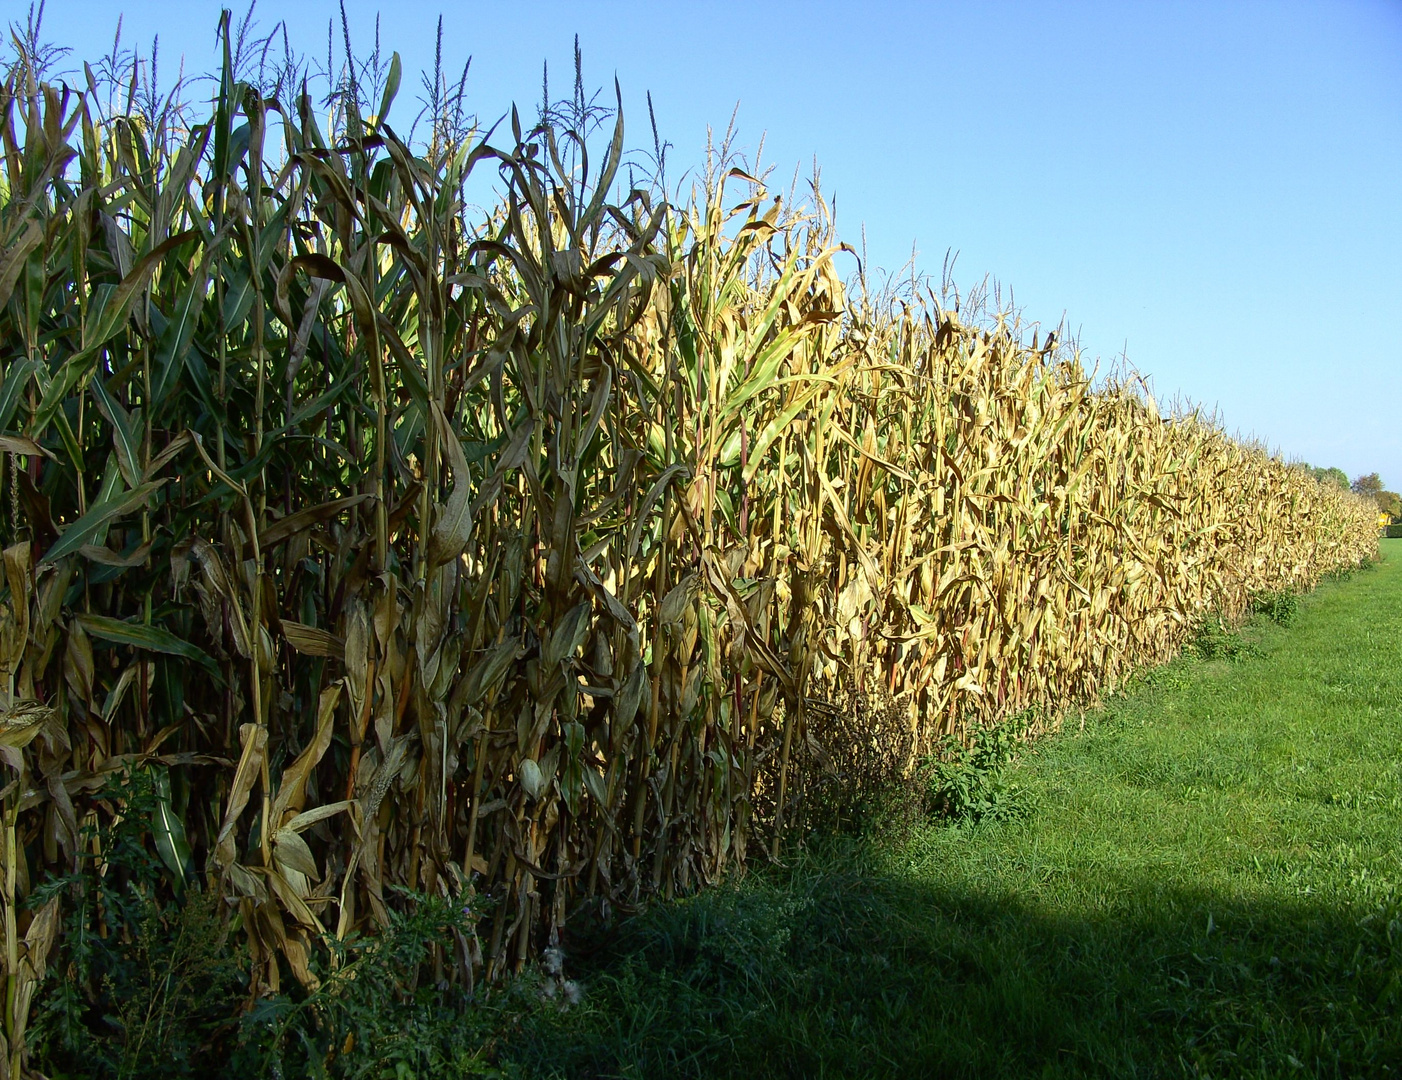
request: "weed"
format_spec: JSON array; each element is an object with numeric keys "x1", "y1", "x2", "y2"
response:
[
  {"x1": 29, "y1": 769, "x2": 246, "y2": 1080},
  {"x1": 30, "y1": 770, "x2": 516, "y2": 1080},
  {"x1": 1252, "y1": 589, "x2": 1301, "y2": 625},
  {"x1": 1143, "y1": 661, "x2": 1193, "y2": 692},
  {"x1": 920, "y1": 713, "x2": 1034, "y2": 825},
  {"x1": 1190, "y1": 612, "x2": 1256, "y2": 660},
  {"x1": 232, "y1": 890, "x2": 508, "y2": 1079}
]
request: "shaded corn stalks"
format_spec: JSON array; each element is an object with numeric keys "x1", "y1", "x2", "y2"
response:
[{"x1": 0, "y1": 21, "x2": 1376, "y2": 1071}]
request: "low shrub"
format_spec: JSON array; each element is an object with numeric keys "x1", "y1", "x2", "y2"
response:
[
  {"x1": 29, "y1": 769, "x2": 246, "y2": 1080},
  {"x1": 30, "y1": 768, "x2": 513, "y2": 1080},
  {"x1": 920, "y1": 714, "x2": 1034, "y2": 825},
  {"x1": 1251, "y1": 589, "x2": 1301, "y2": 626},
  {"x1": 231, "y1": 890, "x2": 507, "y2": 1080},
  {"x1": 1190, "y1": 613, "x2": 1255, "y2": 661}
]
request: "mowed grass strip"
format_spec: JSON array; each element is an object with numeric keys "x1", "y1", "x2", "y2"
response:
[{"x1": 509, "y1": 543, "x2": 1402, "y2": 1079}]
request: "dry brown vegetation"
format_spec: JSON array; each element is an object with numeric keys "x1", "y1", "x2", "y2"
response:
[{"x1": 0, "y1": 22, "x2": 1377, "y2": 1073}]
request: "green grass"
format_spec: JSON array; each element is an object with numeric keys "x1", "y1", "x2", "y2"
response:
[{"x1": 504, "y1": 544, "x2": 1402, "y2": 1079}]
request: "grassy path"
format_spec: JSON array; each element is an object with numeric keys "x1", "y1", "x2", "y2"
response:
[{"x1": 510, "y1": 544, "x2": 1402, "y2": 1079}]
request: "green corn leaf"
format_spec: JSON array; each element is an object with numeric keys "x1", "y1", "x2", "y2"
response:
[
  {"x1": 378, "y1": 52, "x2": 402, "y2": 122},
  {"x1": 89, "y1": 376, "x2": 143, "y2": 488},
  {"x1": 75, "y1": 614, "x2": 220, "y2": 678},
  {"x1": 0, "y1": 357, "x2": 40, "y2": 433},
  {"x1": 543, "y1": 602, "x2": 592, "y2": 670},
  {"x1": 32, "y1": 229, "x2": 198, "y2": 435},
  {"x1": 50, "y1": 405, "x2": 85, "y2": 478},
  {"x1": 153, "y1": 261, "x2": 210, "y2": 406},
  {"x1": 41, "y1": 480, "x2": 166, "y2": 565},
  {"x1": 149, "y1": 764, "x2": 194, "y2": 888},
  {"x1": 221, "y1": 267, "x2": 255, "y2": 330},
  {"x1": 742, "y1": 379, "x2": 836, "y2": 484},
  {"x1": 0, "y1": 219, "x2": 43, "y2": 311},
  {"x1": 461, "y1": 636, "x2": 521, "y2": 706}
]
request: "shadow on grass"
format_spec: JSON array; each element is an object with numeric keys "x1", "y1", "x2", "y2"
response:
[{"x1": 505, "y1": 842, "x2": 1402, "y2": 1080}]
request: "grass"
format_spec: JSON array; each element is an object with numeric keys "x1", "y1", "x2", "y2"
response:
[{"x1": 504, "y1": 542, "x2": 1402, "y2": 1079}]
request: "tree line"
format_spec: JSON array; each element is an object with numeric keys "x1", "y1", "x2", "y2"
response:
[{"x1": 1308, "y1": 466, "x2": 1400, "y2": 520}]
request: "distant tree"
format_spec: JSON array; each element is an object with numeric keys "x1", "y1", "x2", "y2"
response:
[
  {"x1": 1311, "y1": 466, "x2": 1349, "y2": 491},
  {"x1": 1352, "y1": 473, "x2": 1384, "y2": 500},
  {"x1": 1349, "y1": 473, "x2": 1400, "y2": 520}
]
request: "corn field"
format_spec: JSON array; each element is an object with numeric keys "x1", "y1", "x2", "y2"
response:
[{"x1": 0, "y1": 19, "x2": 1377, "y2": 1074}]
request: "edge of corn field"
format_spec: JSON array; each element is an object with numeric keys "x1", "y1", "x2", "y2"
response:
[{"x1": 503, "y1": 544, "x2": 1402, "y2": 1079}]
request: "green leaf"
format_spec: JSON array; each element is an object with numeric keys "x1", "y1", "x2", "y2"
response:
[
  {"x1": 714, "y1": 486, "x2": 737, "y2": 533},
  {"x1": 461, "y1": 636, "x2": 521, "y2": 706},
  {"x1": 0, "y1": 435, "x2": 53, "y2": 461},
  {"x1": 41, "y1": 480, "x2": 167, "y2": 565},
  {"x1": 153, "y1": 262, "x2": 209, "y2": 406},
  {"x1": 222, "y1": 266, "x2": 255, "y2": 330},
  {"x1": 741, "y1": 379, "x2": 834, "y2": 483},
  {"x1": 0, "y1": 219, "x2": 43, "y2": 311},
  {"x1": 378, "y1": 52, "x2": 403, "y2": 122},
  {"x1": 0, "y1": 356, "x2": 40, "y2": 433},
  {"x1": 428, "y1": 402, "x2": 475, "y2": 568},
  {"x1": 90, "y1": 376, "x2": 142, "y2": 488},
  {"x1": 260, "y1": 493, "x2": 373, "y2": 548},
  {"x1": 559, "y1": 720, "x2": 586, "y2": 816},
  {"x1": 33, "y1": 230, "x2": 199, "y2": 435},
  {"x1": 150, "y1": 764, "x2": 194, "y2": 888},
  {"x1": 50, "y1": 408, "x2": 84, "y2": 478},
  {"x1": 543, "y1": 602, "x2": 592, "y2": 670},
  {"x1": 75, "y1": 614, "x2": 220, "y2": 679}
]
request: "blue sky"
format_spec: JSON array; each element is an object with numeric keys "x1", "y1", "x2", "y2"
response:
[{"x1": 29, "y1": 0, "x2": 1402, "y2": 486}]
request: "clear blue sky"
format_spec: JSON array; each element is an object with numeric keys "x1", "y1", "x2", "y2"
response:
[{"x1": 28, "y1": 0, "x2": 1402, "y2": 487}]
